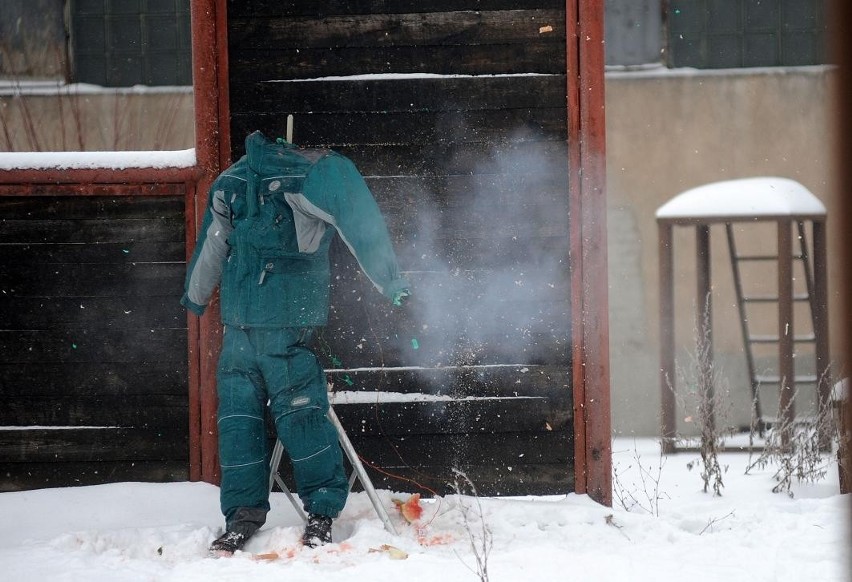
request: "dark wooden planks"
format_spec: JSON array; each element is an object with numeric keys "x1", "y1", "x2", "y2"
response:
[
  {"x1": 232, "y1": 109, "x2": 567, "y2": 148},
  {"x1": 229, "y1": 1, "x2": 565, "y2": 18},
  {"x1": 0, "y1": 195, "x2": 185, "y2": 218},
  {"x1": 0, "y1": 195, "x2": 189, "y2": 490},
  {"x1": 0, "y1": 328, "x2": 187, "y2": 364},
  {"x1": 229, "y1": 10, "x2": 565, "y2": 49},
  {"x1": 228, "y1": 8, "x2": 565, "y2": 80},
  {"x1": 0, "y1": 296, "x2": 186, "y2": 329},
  {"x1": 0, "y1": 361, "x2": 187, "y2": 397},
  {"x1": 0, "y1": 460, "x2": 189, "y2": 492},
  {"x1": 230, "y1": 75, "x2": 566, "y2": 114},
  {"x1": 0, "y1": 263, "x2": 184, "y2": 298},
  {"x1": 228, "y1": 1, "x2": 572, "y2": 495},
  {"x1": 0, "y1": 427, "x2": 188, "y2": 463},
  {"x1": 1, "y1": 397, "x2": 186, "y2": 432},
  {"x1": 271, "y1": 430, "x2": 573, "y2": 496}
]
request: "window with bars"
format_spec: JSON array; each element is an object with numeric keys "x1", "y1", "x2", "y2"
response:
[
  {"x1": 70, "y1": 0, "x2": 191, "y2": 87},
  {"x1": 667, "y1": 0, "x2": 828, "y2": 68}
]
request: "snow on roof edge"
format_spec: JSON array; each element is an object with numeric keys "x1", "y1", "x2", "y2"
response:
[
  {"x1": 656, "y1": 177, "x2": 826, "y2": 219},
  {"x1": 0, "y1": 81, "x2": 193, "y2": 96},
  {"x1": 0, "y1": 148, "x2": 197, "y2": 171},
  {"x1": 606, "y1": 64, "x2": 834, "y2": 81}
]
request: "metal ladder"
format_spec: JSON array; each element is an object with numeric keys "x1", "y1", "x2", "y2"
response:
[
  {"x1": 268, "y1": 406, "x2": 398, "y2": 535},
  {"x1": 726, "y1": 221, "x2": 818, "y2": 435}
]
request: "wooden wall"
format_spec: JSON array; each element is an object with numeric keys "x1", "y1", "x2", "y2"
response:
[
  {"x1": 228, "y1": 0, "x2": 572, "y2": 495},
  {"x1": 0, "y1": 193, "x2": 189, "y2": 491}
]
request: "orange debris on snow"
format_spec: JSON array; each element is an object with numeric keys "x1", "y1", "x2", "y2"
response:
[{"x1": 392, "y1": 493, "x2": 424, "y2": 523}]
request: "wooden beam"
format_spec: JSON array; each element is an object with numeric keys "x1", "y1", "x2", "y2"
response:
[
  {"x1": 567, "y1": 0, "x2": 611, "y2": 506},
  {"x1": 777, "y1": 220, "x2": 795, "y2": 447},
  {"x1": 659, "y1": 223, "x2": 676, "y2": 453},
  {"x1": 696, "y1": 225, "x2": 715, "y2": 433}
]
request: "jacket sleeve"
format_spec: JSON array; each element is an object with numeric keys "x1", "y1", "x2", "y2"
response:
[
  {"x1": 181, "y1": 186, "x2": 233, "y2": 316},
  {"x1": 297, "y1": 153, "x2": 410, "y2": 300}
]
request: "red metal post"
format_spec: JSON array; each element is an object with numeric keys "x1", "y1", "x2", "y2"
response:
[
  {"x1": 184, "y1": 181, "x2": 202, "y2": 481},
  {"x1": 567, "y1": 0, "x2": 611, "y2": 506},
  {"x1": 189, "y1": 0, "x2": 229, "y2": 484},
  {"x1": 565, "y1": 0, "x2": 585, "y2": 496}
]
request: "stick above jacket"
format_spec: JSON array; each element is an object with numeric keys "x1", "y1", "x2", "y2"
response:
[{"x1": 181, "y1": 131, "x2": 410, "y2": 327}]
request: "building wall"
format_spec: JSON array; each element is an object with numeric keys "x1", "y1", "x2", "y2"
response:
[
  {"x1": 606, "y1": 65, "x2": 840, "y2": 437},
  {"x1": 0, "y1": 66, "x2": 839, "y2": 440}
]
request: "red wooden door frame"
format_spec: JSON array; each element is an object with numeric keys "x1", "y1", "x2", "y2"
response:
[
  {"x1": 187, "y1": 0, "x2": 612, "y2": 505},
  {"x1": 565, "y1": 0, "x2": 611, "y2": 506}
]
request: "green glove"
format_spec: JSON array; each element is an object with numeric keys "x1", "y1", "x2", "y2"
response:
[{"x1": 393, "y1": 289, "x2": 411, "y2": 306}]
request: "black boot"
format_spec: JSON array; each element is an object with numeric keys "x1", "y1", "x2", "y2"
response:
[
  {"x1": 301, "y1": 514, "x2": 333, "y2": 548},
  {"x1": 209, "y1": 530, "x2": 250, "y2": 555},
  {"x1": 210, "y1": 507, "x2": 265, "y2": 555}
]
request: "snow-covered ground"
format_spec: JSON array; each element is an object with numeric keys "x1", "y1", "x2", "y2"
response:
[{"x1": 1, "y1": 438, "x2": 848, "y2": 581}]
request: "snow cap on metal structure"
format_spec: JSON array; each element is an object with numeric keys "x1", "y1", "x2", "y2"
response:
[{"x1": 656, "y1": 177, "x2": 826, "y2": 220}]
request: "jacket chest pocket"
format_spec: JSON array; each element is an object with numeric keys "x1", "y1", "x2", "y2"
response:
[{"x1": 231, "y1": 192, "x2": 300, "y2": 255}]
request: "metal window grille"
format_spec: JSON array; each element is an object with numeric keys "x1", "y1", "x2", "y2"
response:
[
  {"x1": 605, "y1": 0, "x2": 664, "y2": 67},
  {"x1": 667, "y1": 0, "x2": 828, "y2": 68},
  {"x1": 70, "y1": 0, "x2": 191, "y2": 86}
]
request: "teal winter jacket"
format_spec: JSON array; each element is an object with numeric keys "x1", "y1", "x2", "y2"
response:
[{"x1": 181, "y1": 131, "x2": 409, "y2": 327}]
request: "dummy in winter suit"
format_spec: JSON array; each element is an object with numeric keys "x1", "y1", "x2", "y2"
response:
[{"x1": 181, "y1": 131, "x2": 410, "y2": 536}]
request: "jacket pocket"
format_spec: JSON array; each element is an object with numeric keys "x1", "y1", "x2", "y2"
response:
[{"x1": 254, "y1": 255, "x2": 331, "y2": 326}]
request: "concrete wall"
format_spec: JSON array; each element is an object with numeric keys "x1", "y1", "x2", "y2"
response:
[{"x1": 606, "y1": 65, "x2": 842, "y2": 437}]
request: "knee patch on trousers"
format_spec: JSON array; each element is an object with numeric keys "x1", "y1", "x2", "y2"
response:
[
  {"x1": 218, "y1": 414, "x2": 266, "y2": 468},
  {"x1": 275, "y1": 405, "x2": 335, "y2": 463}
]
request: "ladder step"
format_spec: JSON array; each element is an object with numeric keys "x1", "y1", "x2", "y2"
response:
[
  {"x1": 742, "y1": 294, "x2": 811, "y2": 303},
  {"x1": 734, "y1": 254, "x2": 806, "y2": 262},
  {"x1": 757, "y1": 415, "x2": 822, "y2": 425},
  {"x1": 747, "y1": 334, "x2": 816, "y2": 344},
  {"x1": 755, "y1": 374, "x2": 818, "y2": 384}
]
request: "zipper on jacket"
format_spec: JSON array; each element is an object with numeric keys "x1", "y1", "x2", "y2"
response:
[{"x1": 258, "y1": 262, "x2": 274, "y2": 285}]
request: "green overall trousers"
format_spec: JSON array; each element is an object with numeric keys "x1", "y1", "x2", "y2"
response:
[{"x1": 217, "y1": 326, "x2": 348, "y2": 534}]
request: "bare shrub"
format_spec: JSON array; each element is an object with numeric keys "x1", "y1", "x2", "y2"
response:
[
  {"x1": 746, "y1": 379, "x2": 838, "y2": 496},
  {"x1": 450, "y1": 469, "x2": 492, "y2": 582},
  {"x1": 612, "y1": 441, "x2": 668, "y2": 516}
]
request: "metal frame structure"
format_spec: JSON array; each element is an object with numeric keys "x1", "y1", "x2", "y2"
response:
[
  {"x1": 269, "y1": 407, "x2": 399, "y2": 535},
  {"x1": 658, "y1": 199, "x2": 830, "y2": 454}
]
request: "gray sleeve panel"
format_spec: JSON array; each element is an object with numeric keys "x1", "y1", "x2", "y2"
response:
[
  {"x1": 186, "y1": 189, "x2": 233, "y2": 306},
  {"x1": 284, "y1": 191, "x2": 387, "y2": 294},
  {"x1": 284, "y1": 192, "x2": 329, "y2": 254}
]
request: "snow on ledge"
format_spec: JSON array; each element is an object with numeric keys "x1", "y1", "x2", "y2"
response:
[
  {"x1": 656, "y1": 177, "x2": 826, "y2": 219},
  {"x1": 0, "y1": 148, "x2": 197, "y2": 170},
  {"x1": 266, "y1": 72, "x2": 554, "y2": 83},
  {"x1": 330, "y1": 390, "x2": 543, "y2": 405}
]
